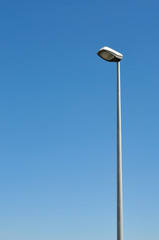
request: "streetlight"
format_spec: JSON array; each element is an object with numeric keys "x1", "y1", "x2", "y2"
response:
[{"x1": 97, "y1": 46, "x2": 124, "y2": 240}]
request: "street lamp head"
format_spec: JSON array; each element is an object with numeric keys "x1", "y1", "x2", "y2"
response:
[{"x1": 97, "y1": 46, "x2": 123, "y2": 62}]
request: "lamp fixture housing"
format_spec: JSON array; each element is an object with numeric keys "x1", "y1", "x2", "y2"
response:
[{"x1": 97, "y1": 46, "x2": 123, "y2": 62}]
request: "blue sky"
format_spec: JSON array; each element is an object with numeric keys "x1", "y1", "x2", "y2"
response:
[{"x1": 0, "y1": 0, "x2": 159, "y2": 239}]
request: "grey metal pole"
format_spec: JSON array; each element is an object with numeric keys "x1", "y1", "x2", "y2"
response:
[{"x1": 117, "y1": 61, "x2": 123, "y2": 240}]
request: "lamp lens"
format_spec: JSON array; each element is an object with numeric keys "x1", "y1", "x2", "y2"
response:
[{"x1": 100, "y1": 51, "x2": 114, "y2": 61}]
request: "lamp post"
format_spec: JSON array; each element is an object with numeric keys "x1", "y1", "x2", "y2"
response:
[{"x1": 97, "y1": 46, "x2": 123, "y2": 240}]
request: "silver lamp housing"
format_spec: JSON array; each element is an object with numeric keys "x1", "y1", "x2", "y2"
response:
[{"x1": 97, "y1": 46, "x2": 123, "y2": 62}]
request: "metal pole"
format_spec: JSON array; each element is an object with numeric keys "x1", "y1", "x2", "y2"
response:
[{"x1": 117, "y1": 61, "x2": 123, "y2": 240}]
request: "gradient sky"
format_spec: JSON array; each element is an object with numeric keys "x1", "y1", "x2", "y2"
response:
[{"x1": 0, "y1": 1, "x2": 159, "y2": 240}]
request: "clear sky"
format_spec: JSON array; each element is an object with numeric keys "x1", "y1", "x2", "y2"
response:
[{"x1": 0, "y1": 0, "x2": 159, "y2": 240}]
